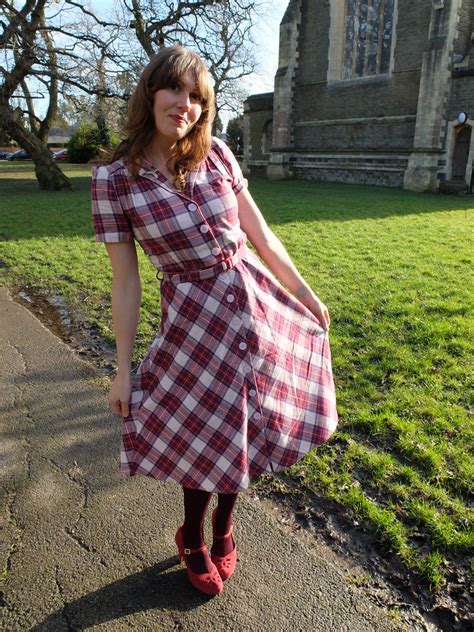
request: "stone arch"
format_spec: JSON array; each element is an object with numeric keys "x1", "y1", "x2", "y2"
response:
[{"x1": 262, "y1": 119, "x2": 273, "y2": 155}]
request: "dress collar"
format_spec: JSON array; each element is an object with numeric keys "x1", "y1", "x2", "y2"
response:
[{"x1": 137, "y1": 154, "x2": 202, "y2": 197}]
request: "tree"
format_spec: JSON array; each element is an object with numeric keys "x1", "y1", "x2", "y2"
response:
[
  {"x1": 0, "y1": 0, "x2": 72, "y2": 190},
  {"x1": 0, "y1": 0, "x2": 264, "y2": 189},
  {"x1": 0, "y1": 1, "x2": 124, "y2": 189},
  {"x1": 226, "y1": 115, "x2": 243, "y2": 154},
  {"x1": 120, "y1": 0, "x2": 261, "y2": 124}
]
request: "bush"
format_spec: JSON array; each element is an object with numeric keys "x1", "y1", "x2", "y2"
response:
[
  {"x1": 67, "y1": 122, "x2": 102, "y2": 163},
  {"x1": 108, "y1": 132, "x2": 121, "y2": 148},
  {"x1": 226, "y1": 116, "x2": 243, "y2": 155}
]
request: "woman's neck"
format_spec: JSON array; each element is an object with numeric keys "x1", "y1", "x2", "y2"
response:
[{"x1": 146, "y1": 136, "x2": 176, "y2": 168}]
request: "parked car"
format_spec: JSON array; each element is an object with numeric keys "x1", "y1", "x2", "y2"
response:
[
  {"x1": 53, "y1": 149, "x2": 68, "y2": 161},
  {"x1": 6, "y1": 149, "x2": 32, "y2": 161}
]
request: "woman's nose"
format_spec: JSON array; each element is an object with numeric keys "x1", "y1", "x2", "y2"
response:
[{"x1": 177, "y1": 92, "x2": 191, "y2": 109}]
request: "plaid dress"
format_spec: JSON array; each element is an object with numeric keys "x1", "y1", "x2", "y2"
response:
[{"x1": 91, "y1": 137, "x2": 338, "y2": 493}]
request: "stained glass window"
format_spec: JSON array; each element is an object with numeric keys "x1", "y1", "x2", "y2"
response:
[{"x1": 343, "y1": 0, "x2": 394, "y2": 79}]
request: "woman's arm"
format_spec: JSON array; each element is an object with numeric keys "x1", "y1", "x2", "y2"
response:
[
  {"x1": 105, "y1": 241, "x2": 142, "y2": 416},
  {"x1": 236, "y1": 187, "x2": 330, "y2": 331}
]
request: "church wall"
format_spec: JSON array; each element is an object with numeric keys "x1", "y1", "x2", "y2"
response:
[
  {"x1": 259, "y1": 0, "x2": 473, "y2": 191},
  {"x1": 282, "y1": 0, "x2": 441, "y2": 187},
  {"x1": 294, "y1": 0, "x2": 433, "y2": 150},
  {"x1": 447, "y1": 76, "x2": 474, "y2": 124},
  {"x1": 454, "y1": 2, "x2": 473, "y2": 54},
  {"x1": 448, "y1": 0, "x2": 474, "y2": 128}
]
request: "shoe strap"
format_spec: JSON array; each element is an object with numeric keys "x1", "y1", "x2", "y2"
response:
[
  {"x1": 183, "y1": 542, "x2": 208, "y2": 555},
  {"x1": 213, "y1": 524, "x2": 233, "y2": 539}
]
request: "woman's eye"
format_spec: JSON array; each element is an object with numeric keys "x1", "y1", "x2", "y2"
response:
[{"x1": 190, "y1": 92, "x2": 201, "y2": 102}]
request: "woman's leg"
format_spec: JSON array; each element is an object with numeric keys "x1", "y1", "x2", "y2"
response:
[
  {"x1": 211, "y1": 492, "x2": 238, "y2": 556},
  {"x1": 181, "y1": 486, "x2": 213, "y2": 573}
]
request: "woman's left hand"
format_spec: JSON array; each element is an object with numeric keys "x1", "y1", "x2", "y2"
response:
[{"x1": 301, "y1": 292, "x2": 331, "y2": 331}]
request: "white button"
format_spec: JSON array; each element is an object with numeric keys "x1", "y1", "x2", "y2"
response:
[
  {"x1": 211, "y1": 247, "x2": 220, "y2": 255},
  {"x1": 249, "y1": 389, "x2": 256, "y2": 396},
  {"x1": 253, "y1": 412, "x2": 261, "y2": 420},
  {"x1": 239, "y1": 342, "x2": 247, "y2": 350},
  {"x1": 226, "y1": 294, "x2": 235, "y2": 303},
  {"x1": 188, "y1": 203, "x2": 198, "y2": 211},
  {"x1": 242, "y1": 364, "x2": 251, "y2": 374},
  {"x1": 231, "y1": 316, "x2": 240, "y2": 327},
  {"x1": 200, "y1": 224, "x2": 209, "y2": 233}
]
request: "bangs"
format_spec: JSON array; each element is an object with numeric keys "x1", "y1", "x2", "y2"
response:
[{"x1": 147, "y1": 50, "x2": 214, "y2": 108}]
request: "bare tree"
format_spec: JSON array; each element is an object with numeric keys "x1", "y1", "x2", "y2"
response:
[
  {"x1": 0, "y1": 0, "x2": 263, "y2": 190},
  {"x1": 0, "y1": 0, "x2": 124, "y2": 189},
  {"x1": 0, "y1": 0, "x2": 72, "y2": 190},
  {"x1": 120, "y1": 0, "x2": 260, "y2": 122}
]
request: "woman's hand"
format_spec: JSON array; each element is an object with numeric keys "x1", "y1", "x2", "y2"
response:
[
  {"x1": 107, "y1": 371, "x2": 132, "y2": 418},
  {"x1": 299, "y1": 291, "x2": 331, "y2": 332}
]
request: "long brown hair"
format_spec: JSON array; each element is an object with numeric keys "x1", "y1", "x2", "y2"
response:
[{"x1": 110, "y1": 45, "x2": 215, "y2": 190}]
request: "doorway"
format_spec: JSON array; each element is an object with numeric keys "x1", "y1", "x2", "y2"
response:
[{"x1": 452, "y1": 126, "x2": 472, "y2": 180}]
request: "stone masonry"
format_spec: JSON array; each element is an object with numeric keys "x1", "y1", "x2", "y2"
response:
[{"x1": 243, "y1": 0, "x2": 474, "y2": 192}]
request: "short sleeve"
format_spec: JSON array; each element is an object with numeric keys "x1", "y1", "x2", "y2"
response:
[
  {"x1": 91, "y1": 165, "x2": 133, "y2": 242},
  {"x1": 211, "y1": 137, "x2": 248, "y2": 195}
]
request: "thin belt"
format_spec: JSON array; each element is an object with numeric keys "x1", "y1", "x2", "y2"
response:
[{"x1": 156, "y1": 241, "x2": 248, "y2": 284}]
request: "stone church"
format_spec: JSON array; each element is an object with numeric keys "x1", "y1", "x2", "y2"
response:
[{"x1": 243, "y1": 0, "x2": 474, "y2": 192}]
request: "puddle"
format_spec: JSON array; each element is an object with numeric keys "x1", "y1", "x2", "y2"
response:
[{"x1": 14, "y1": 285, "x2": 117, "y2": 376}]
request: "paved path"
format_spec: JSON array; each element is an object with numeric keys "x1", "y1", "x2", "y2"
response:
[{"x1": 0, "y1": 285, "x2": 401, "y2": 631}]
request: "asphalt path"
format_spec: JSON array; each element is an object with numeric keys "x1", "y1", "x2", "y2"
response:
[{"x1": 0, "y1": 285, "x2": 401, "y2": 631}]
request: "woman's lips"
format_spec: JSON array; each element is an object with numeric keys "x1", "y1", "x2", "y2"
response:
[{"x1": 170, "y1": 115, "x2": 186, "y2": 123}]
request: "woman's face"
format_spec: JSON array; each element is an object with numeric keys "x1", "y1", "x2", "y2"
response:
[{"x1": 152, "y1": 70, "x2": 203, "y2": 143}]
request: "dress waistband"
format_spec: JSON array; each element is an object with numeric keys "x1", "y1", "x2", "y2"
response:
[{"x1": 156, "y1": 241, "x2": 247, "y2": 284}]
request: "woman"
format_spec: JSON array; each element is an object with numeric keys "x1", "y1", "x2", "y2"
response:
[{"x1": 91, "y1": 45, "x2": 338, "y2": 596}]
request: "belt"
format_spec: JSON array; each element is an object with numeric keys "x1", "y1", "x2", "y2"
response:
[{"x1": 156, "y1": 241, "x2": 247, "y2": 284}]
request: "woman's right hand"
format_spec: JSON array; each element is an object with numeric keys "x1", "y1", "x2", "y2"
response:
[{"x1": 107, "y1": 371, "x2": 132, "y2": 418}]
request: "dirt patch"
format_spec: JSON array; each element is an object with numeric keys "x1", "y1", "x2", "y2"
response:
[
  {"x1": 11, "y1": 285, "x2": 473, "y2": 631},
  {"x1": 250, "y1": 473, "x2": 472, "y2": 632},
  {"x1": 13, "y1": 284, "x2": 117, "y2": 377}
]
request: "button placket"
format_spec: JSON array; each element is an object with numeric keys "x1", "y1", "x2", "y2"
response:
[{"x1": 186, "y1": 201, "x2": 221, "y2": 257}]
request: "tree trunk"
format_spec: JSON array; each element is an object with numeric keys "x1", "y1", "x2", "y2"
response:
[{"x1": 1, "y1": 104, "x2": 72, "y2": 191}]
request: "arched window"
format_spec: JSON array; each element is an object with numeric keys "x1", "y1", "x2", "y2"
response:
[{"x1": 343, "y1": 0, "x2": 395, "y2": 79}]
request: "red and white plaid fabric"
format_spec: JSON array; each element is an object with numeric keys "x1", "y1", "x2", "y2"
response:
[{"x1": 91, "y1": 137, "x2": 338, "y2": 492}]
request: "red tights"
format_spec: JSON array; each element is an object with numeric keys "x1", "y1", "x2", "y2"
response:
[{"x1": 182, "y1": 487, "x2": 238, "y2": 574}]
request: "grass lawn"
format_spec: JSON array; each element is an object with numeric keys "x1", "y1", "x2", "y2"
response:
[{"x1": 0, "y1": 163, "x2": 472, "y2": 590}]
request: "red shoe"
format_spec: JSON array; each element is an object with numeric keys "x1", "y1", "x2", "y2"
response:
[
  {"x1": 210, "y1": 507, "x2": 237, "y2": 581},
  {"x1": 175, "y1": 526, "x2": 223, "y2": 596}
]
